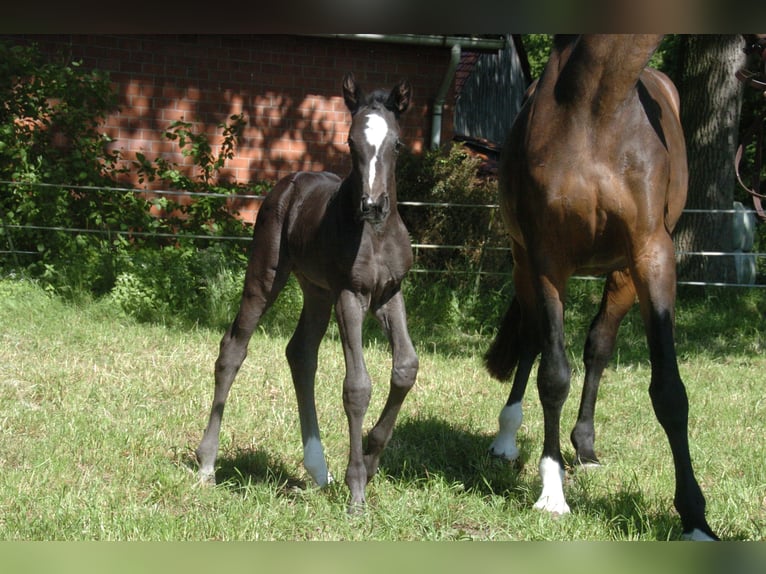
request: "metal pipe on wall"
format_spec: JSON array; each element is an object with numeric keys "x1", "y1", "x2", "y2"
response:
[{"x1": 309, "y1": 34, "x2": 505, "y2": 150}]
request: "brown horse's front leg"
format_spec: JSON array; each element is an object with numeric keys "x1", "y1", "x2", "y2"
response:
[
  {"x1": 533, "y1": 274, "x2": 571, "y2": 515},
  {"x1": 364, "y1": 289, "x2": 418, "y2": 479},
  {"x1": 335, "y1": 289, "x2": 372, "y2": 511},
  {"x1": 571, "y1": 270, "x2": 636, "y2": 466},
  {"x1": 632, "y1": 237, "x2": 718, "y2": 541}
]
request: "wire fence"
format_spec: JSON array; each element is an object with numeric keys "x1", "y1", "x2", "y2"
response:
[{"x1": 2, "y1": 181, "x2": 765, "y2": 288}]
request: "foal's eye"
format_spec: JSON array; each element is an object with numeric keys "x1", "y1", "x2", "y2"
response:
[{"x1": 394, "y1": 139, "x2": 404, "y2": 153}]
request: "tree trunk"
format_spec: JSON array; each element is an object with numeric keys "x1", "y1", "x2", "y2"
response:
[{"x1": 674, "y1": 34, "x2": 746, "y2": 284}]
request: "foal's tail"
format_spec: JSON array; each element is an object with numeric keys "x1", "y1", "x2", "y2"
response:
[{"x1": 484, "y1": 297, "x2": 522, "y2": 381}]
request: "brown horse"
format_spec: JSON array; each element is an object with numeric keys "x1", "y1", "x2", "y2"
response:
[
  {"x1": 195, "y1": 73, "x2": 418, "y2": 511},
  {"x1": 485, "y1": 35, "x2": 718, "y2": 540}
]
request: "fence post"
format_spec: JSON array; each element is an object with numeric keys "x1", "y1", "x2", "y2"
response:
[{"x1": 0, "y1": 204, "x2": 21, "y2": 268}]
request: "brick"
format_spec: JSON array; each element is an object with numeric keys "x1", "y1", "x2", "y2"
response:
[{"x1": 4, "y1": 33, "x2": 457, "y2": 187}]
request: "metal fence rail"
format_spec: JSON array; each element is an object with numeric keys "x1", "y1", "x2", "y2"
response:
[{"x1": 2, "y1": 181, "x2": 764, "y2": 288}]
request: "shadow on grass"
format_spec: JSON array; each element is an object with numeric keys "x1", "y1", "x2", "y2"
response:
[
  {"x1": 182, "y1": 415, "x2": 748, "y2": 540},
  {"x1": 379, "y1": 415, "x2": 744, "y2": 540},
  {"x1": 185, "y1": 446, "x2": 307, "y2": 496},
  {"x1": 570, "y1": 482, "x2": 683, "y2": 540},
  {"x1": 379, "y1": 415, "x2": 536, "y2": 500},
  {"x1": 573, "y1": 481, "x2": 752, "y2": 541}
]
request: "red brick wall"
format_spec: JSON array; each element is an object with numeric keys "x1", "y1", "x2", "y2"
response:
[{"x1": 8, "y1": 34, "x2": 454, "y2": 190}]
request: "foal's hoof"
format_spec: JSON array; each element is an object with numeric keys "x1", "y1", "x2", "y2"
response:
[
  {"x1": 573, "y1": 458, "x2": 602, "y2": 470},
  {"x1": 197, "y1": 469, "x2": 217, "y2": 486},
  {"x1": 311, "y1": 471, "x2": 334, "y2": 489},
  {"x1": 347, "y1": 500, "x2": 367, "y2": 515}
]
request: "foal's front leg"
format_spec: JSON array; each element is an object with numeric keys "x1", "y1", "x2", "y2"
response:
[
  {"x1": 364, "y1": 289, "x2": 418, "y2": 479},
  {"x1": 335, "y1": 289, "x2": 373, "y2": 510}
]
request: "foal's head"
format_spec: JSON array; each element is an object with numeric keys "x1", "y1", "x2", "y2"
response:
[{"x1": 342, "y1": 72, "x2": 412, "y2": 225}]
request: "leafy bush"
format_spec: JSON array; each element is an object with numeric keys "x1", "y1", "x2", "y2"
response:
[
  {"x1": 0, "y1": 40, "x2": 147, "y2": 273},
  {"x1": 397, "y1": 143, "x2": 506, "y2": 282},
  {"x1": 395, "y1": 143, "x2": 511, "y2": 337},
  {"x1": 0, "y1": 39, "x2": 271, "y2": 329}
]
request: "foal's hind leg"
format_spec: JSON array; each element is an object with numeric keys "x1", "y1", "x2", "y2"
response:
[
  {"x1": 364, "y1": 289, "x2": 418, "y2": 480},
  {"x1": 195, "y1": 234, "x2": 290, "y2": 484},
  {"x1": 571, "y1": 270, "x2": 636, "y2": 466},
  {"x1": 286, "y1": 283, "x2": 334, "y2": 487}
]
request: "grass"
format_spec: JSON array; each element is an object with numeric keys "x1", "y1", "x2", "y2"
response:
[{"x1": 0, "y1": 277, "x2": 764, "y2": 541}]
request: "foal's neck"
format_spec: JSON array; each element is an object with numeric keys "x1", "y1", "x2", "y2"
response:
[{"x1": 551, "y1": 34, "x2": 663, "y2": 117}]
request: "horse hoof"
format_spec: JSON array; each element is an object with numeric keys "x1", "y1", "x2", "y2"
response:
[
  {"x1": 197, "y1": 470, "x2": 217, "y2": 486},
  {"x1": 533, "y1": 496, "x2": 571, "y2": 516},
  {"x1": 681, "y1": 528, "x2": 718, "y2": 541},
  {"x1": 574, "y1": 458, "x2": 602, "y2": 470},
  {"x1": 347, "y1": 500, "x2": 366, "y2": 515},
  {"x1": 316, "y1": 472, "x2": 334, "y2": 488},
  {"x1": 488, "y1": 442, "x2": 519, "y2": 462}
]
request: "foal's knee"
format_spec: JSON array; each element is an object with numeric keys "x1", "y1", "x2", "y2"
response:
[
  {"x1": 344, "y1": 373, "x2": 373, "y2": 417},
  {"x1": 285, "y1": 336, "x2": 317, "y2": 375},
  {"x1": 215, "y1": 332, "x2": 248, "y2": 380},
  {"x1": 392, "y1": 352, "x2": 418, "y2": 391}
]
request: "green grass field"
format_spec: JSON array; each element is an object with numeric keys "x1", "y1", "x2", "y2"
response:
[{"x1": 0, "y1": 277, "x2": 764, "y2": 540}]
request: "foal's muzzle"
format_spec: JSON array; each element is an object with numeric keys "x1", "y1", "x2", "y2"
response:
[{"x1": 360, "y1": 193, "x2": 390, "y2": 223}]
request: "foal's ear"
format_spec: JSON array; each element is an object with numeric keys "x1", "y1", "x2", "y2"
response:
[
  {"x1": 342, "y1": 72, "x2": 363, "y2": 115},
  {"x1": 386, "y1": 79, "x2": 412, "y2": 116}
]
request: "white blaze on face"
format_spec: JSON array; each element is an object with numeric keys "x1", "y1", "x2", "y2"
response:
[{"x1": 364, "y1": 113, "x2": 388, "y2": 190}]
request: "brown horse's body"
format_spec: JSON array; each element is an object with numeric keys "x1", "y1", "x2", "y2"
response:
[
  {"x1": 195, "y1": 74, "x2": 418, "y2": 511},
  {"x1": 486, "y1": 35, "x2": 717, "y2": 540}
]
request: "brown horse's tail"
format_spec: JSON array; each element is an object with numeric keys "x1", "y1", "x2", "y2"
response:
[{"x1": 484, "y1": 297, "x2": 522, "y2": 381}]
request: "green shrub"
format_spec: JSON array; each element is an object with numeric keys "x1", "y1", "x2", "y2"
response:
[
  {"x1": 395, "y1": 143, "x2": 512, "y2": 340},
  {"x1": 397, "y1": 143, "x2": 507, "y2": 290}
]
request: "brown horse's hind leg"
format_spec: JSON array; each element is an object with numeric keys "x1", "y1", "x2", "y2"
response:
[
  {"x1": 364, "y1": 289, "x2": 418, "y2": 479},
  {"x1": 487, "y1": 256, "x2": 541, "y2": 462},
  {"x1": 285, "y1": 283, "x2": 334, "y2": 487},
  {"x1": 632, "y1": 236, "x2": 717, "y2": 541},
  {"x1": 487, "y1": 297, "x2": 539, "y2": 461},
  {"x1": 571, "y1": 270, "x2": 636, "y2": 466},
  {"x1": 195, "y1": 230, "x2": 291, "y2": 484}
]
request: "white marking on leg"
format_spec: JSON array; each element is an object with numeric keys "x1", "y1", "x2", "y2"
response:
[
  {"x1": 303, "y1": 436, "x2": 332, "y2": 487},
  {"x1": 364, "y1": 113, "x2": 388, "y2": 190},
  {"x1": 489, "y1": 402, "x2": 522, "y2": 460},
  {"x1": 533, "y1": 456, "x2": 570, "y2": 515}
]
